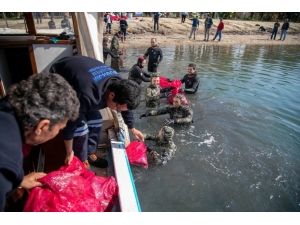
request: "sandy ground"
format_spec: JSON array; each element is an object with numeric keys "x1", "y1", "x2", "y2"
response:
[
  {"x1": 105, "y1": 17, "x2": 300, "y2": 47},
  {"x1": 1, "y1": 16, "x2": 300, "y2": 46}
]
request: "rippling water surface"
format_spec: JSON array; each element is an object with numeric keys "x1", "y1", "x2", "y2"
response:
[{"x1": 116, "y1": 44, "x2": 300, "y2": 212}]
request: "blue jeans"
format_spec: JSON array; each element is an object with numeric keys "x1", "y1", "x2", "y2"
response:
[
  {"x1": 189, "y1": 27, "x2": 197, "y2": 39},
  {"x1": 106, "y1": 23, "x2": 111, "y2": 33},
  {"x1": 73, "y1": 111, "x2": 102, "y2": 161},
  {"x1": 121, "y1": 28, "x2": 127, "y2": 40},
  {"x1": 279, "y1": 30, "x2": 287, "y2": 40},
  {"x1": 213, "y1": 30, "x2": 222, "y2": 41},
  {"x1": 270, "y1": 30, "x2": 278, "y2": 40}
]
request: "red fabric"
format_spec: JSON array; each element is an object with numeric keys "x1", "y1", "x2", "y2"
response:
[
  {"x1": 24, "y1": 157, "x2": 118, "y2": 212},
  {"x1": 110, "y1": 15, "x2": 127, "y2": 21},
  {"x1": 159, "y1": 76, "x2": 188, "y2": 105},
  {"x1": 217, "y1": 21, "x2": 224, "y2": 31},
  {"x1": 126, "y1": 140, "x2": 148, "y2": 168}
]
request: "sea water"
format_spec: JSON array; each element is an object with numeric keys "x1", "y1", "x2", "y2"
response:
[{"x1": 115, "y1": 44, "x2": 300, "y2": 212}]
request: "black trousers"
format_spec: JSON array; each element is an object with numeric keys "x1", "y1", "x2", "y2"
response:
[
  {"x1": 181, "y1": 15, "x2": 186, "y2": 23},
  {"x1": 154, "y1": 20, "x2": 159, "y2": 31}
]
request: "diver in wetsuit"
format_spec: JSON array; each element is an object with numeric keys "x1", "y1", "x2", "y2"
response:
[
  {"x1": 171, "y1": 63, "x2": 200, "y2": 94},
  {"x1": 128, "y1": 56, "x2": 151, "y2": 85},
  {"x1": 143, "y1": 38, "x2": 163, "y2": 72}
]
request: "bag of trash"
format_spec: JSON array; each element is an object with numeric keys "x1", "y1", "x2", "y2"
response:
[
  {"x1": 125, "y1": 140, "x2": 148, "y2": 168},
  {"x1": 24, "y1": 156, "x2": 118, "y2": 212},
  {"x1": 159, "y1": 76, "x2": 188, "y2": 105}
]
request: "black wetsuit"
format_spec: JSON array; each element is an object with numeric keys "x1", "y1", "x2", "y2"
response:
[
  {"x1": 128, "y1": 65, "x2": 151, "y2": 85},
  {"x1": 180, "y1": 73, "x2": 200, "y2": 94},
  {"x1": 144, "y1": 46, "x2": 163, "y2": 72}
]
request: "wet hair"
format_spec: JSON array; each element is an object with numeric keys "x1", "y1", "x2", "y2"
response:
[
  {"x1": 161, "y1": 126, "x2": 174, "y2": 142},
  {"x1": 174, "y1": 93, "x2": 185, "y2": 104},
  {"x1": 103, "y1": 37, "x2": 109, "y2": 44},
  {"x1": 137, "y1": 56, "x2": 145, "y2": 67},
  {"x1": 7, "y1": 72, "x2": 80, "y2": 131},
  {"x1": 188, "y1": 63, "x2": 196, "y2": 70},
  {"x1": 108, "y1": 79, "x2": 141, "y2": 110}
]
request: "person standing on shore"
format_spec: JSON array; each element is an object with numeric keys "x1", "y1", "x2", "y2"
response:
[
  {"x1": 212, "y1": 18, "x2": 224, "y2": 41},
  {"x1": 279, "y1": 18, "x2": 289, "y2": 41},
  {"x1": 153, "y1": 12, "x2": 162, "y2": 31},
  {"x1": 120, "y1": 16, "x2": 128, "y2": 43},
  {"x1": 105, "y1": 13, "x2": 112, "y2": 34},
  {"x1": 204, "y1": 13, "x2": 213, "y2": 42},
  {"x1": 189, "y1": 15, "x2": 200, "y2": 40},
  {"x1": 181, "y1": 12, "x2": 188, "y2": 23},
  {"x1": 144, "y1": 38, "x2": 163, "y2": 73},
  {"x1": 270, "y1": 19, "x2": 280, "y2": 40}
]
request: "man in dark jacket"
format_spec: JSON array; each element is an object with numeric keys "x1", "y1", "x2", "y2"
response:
[
  {"x1": 153, "y1": 12, "x2": 162, "y2": 31},
  {"x1": 119, "y1": 17, "x2": 128, "y2": 43},
  {"x1": 204, "y1": 13, "x2": 213, "y2": 41},
  {"x1": 270, "y1": 19, "x2": 280, "y2": 40},
  {"x1": 49, "y1": 55, "x2": 144, "y2": 169},
  {"x1": 128, "y1": 56, "x2": 151, "y2": 85},
  {"x1": 144, "y1": 38, "x2": 163, "y2": 73},
  {"x1": 0, "y1": 72, "x2": 80, "y2": 211},
  {"x1": 279, "y1": 18, "x2": 290, "y2": 41}
]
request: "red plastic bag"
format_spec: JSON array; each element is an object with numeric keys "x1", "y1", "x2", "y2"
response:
[
  {"x1": 24, "y1": 156, "x2": 118, "y2": 212},
  {"x1": 160, "y1": 76, "x2": 188, "y2": 105},
  {"x1": 126, "y1": 140, "x2": 148, "y2": 168}
]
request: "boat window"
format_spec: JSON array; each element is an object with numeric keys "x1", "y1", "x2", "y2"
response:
[
  {"x1": 0, "y1": 12, "x2": 28, "y2": 34},
  {"x1": 35, "y1": 12, "x2": 74, "y2": 35}
]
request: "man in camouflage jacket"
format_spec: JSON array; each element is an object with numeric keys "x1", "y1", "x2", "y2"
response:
[
  {"x1": 143, "y1": 126, "x2": 176, "y2": 165},
  {"x1": 141, "y1": 93, "x2": 193, "y2": 125},
  {"x1": 145, "y1": 73, "x2": 173, "y2": 108}
]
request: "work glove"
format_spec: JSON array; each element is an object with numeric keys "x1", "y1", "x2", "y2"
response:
[
  {"x1": 145, "y1": 145, "x2": 154, "y2": 153},
  {"x1": 159, "y1": 92, "x2": 172, "y2": 99},
  {"x1": 139, "y1": 112, "x2": 150, "y2": 119},
  {"x1": 162, "y1": 156, "x2": 170, "y2": 165},
  {"x1": 163, "y1": 118, "x2": 174, "y2": 126},
  {"x1": 165, "y1": 86, "x2": 175, "y2": 92},
  {"x1": 153, "y1": 62, "x2": 158, "y2": 66}
]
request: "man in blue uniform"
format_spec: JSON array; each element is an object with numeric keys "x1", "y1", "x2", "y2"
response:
[{"x1": 49, "y1": 55, "x2": 144, "y2": 169}]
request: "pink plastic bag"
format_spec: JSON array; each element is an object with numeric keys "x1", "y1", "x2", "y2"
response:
[
  {"x1": 24, "y1": 156, "x2": 118, "y2": 212},
  {"x1": 160, "y1": 76, "x2": 188, "y2": 105},
  {"x1": 126, "y1": 140, "x2": 148, "y2": 168}
]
